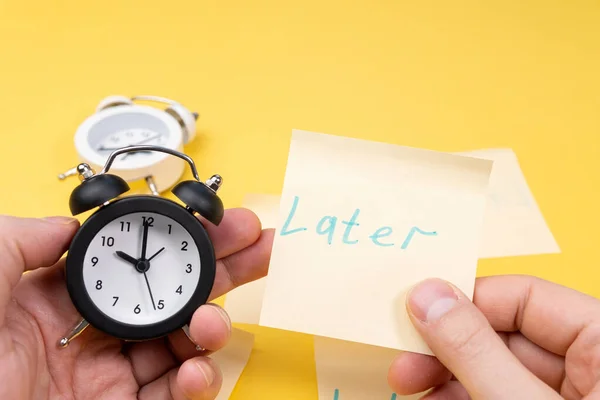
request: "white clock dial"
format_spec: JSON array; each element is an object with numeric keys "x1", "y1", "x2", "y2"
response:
[
  {"x1": 95, "y1": 128, "x2": 169, "y2": 160},
  {"x1": 82, "y1": 212, "x2": 202, "y2": 325}
]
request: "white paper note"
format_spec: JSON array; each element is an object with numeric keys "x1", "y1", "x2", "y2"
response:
[
  {"x1": 258, "y1": 130, "x2": 492, "y2": 354},
  {"x1": 211, "y1": 328, "x2": 255, "y2": 400},
  {"x1": 314, "y1": 336, "x2": 425, "y2": 400}
]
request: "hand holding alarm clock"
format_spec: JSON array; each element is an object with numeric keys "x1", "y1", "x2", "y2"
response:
[
  {"x1": 59, "y1": 145, "x2": 224, "y2": 349},
  {"x1": 0, "y1": 154, "x2": 274, "y2": 398}
]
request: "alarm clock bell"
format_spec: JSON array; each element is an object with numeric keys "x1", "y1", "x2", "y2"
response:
[{"x1": 66, "y1": 145, "x2": 224, "y2": 222}]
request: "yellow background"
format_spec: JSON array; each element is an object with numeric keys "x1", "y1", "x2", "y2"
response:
[{"x1": 1, "y1": 1, "x2": 599, "y2": 398}]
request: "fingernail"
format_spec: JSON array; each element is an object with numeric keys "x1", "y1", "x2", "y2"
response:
[
  {"x1": 210, "y1": 304, "x2": 232, "y2": 331},
  {"x1": 43, "y1": 216, "x2": 78, "y2": 225},
  {"x1": 407, "y1": 279, "x2": 458, "y2": 323},
  {"x1": 195, "y1": 360, "x2": 215, "y2": 386}
]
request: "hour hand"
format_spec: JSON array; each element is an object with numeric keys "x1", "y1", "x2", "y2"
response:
[{"x1": 115, "y1": 251, "x2": 138, "y2": 266}]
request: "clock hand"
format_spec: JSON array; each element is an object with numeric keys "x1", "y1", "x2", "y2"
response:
[
  {"x1": 97, "y1": 134, "x2": 162, "y2": 151},
  {"x1": 148, "y1": 247, "x2": 165, "y2": 262},
  {"x1": 120, "y1": 150, "x2": 152, "y2": 160},
  {"x1": 142, "y1": 271, "x2": 157, "y2": 310},
  {"x1": 141, "y1": 221, "x2": 149, "y2": 260},
  {"x1": 115, "y1": 251, "x2": 138, "y2": 266}
]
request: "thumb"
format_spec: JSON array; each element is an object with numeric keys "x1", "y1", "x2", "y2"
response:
[
  {"x1": 406, "y1": 278, "x2": 559, "y2": 399},
  {"x1": 0, "y1": 215, "x2": 79, "y2": 324}
]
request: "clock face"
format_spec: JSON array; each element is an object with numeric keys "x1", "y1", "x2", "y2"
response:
[
  {"x1": 95, "y1": 127, "x2": 170, "y2": 162},
  {"x1": 75, "y1": 106, "x2": 183, "y2": 171},
  {"x1": 81, "y1": 211, "x2": 201, "y2": 326}
]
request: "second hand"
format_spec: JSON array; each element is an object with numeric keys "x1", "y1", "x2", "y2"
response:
[{"x1": 143, "y1": 271, "x2": 157, "y2": 310}]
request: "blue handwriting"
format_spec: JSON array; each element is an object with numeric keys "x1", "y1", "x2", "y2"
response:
[{"x1": 280, "y1": 196, "x2": 437, "y2": 248}]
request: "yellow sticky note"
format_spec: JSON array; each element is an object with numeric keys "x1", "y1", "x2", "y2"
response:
[
  {"x1": 314, "y1": 336, "x2": 425, "y2": 400},
  {"x1": 258, "y1": 130, "x2": 492, "y2": 354},
  {"x1": 455, "y1": 148, "x2": 560, "y2": 258},
  {"x1": 226, "y1": 148, "x2": 560, "y2": 330},
  {"x1": 211, "y1": 328, "x2": 255, "y2": 400}
]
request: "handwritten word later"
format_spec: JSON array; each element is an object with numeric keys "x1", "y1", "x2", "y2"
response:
[{"x1": 280, "y1": 196, "x2": 437, "y2": 248}]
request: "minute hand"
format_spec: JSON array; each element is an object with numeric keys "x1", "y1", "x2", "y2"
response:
[
  {"x1": 141, "y1": 221, "x2": 149, "y2": 259},
  {"x1": 98, "y1": 134, "x2": 161, "y2": 151}
]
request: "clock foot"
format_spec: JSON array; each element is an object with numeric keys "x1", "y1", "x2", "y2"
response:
[
  {"x1": 58, "y1": 167, "x2": 78, "y2": 180},
  {"x1": 58, "y1": 319, "x2": 89, "y2": 348},
  {"x1": 181, "y1": 324, "x2": 205, "y2": 352},
  {"x1": 145, "y1": 176, "x2": 160, "y2": 196}
]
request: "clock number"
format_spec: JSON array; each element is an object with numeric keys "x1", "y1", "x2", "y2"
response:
[
  {"x1": 120, "y1": 221, "x2": 131, "y2": 232},
  {"x1": 158, "y1": 300, "x2": 165, "y2": 310},
  {"x1": 168, "y1": 224, "x2": 172, "y2": 234},
  {"x1": 96, "y1": 280, "x2": 103, "y2": 290},
  {"x1": 142, "y1": 216, "x2": 154, "y2": 227},
  {"x1": 112, "y1": 296, "x2": 119, "y2": 306},
  {"x1": 101, "y1": 236, "x2": 115, "y2": 247},
  {"x1": 91, "y1": 257, "x2": 98, "y2": 267},
  {"x1": 176, "y1": 285, "x2": 183, "y2": 294},
  {"x1": 134, "y1": 304, "x2": 141, "y2": 314},
  {"x1": 181, "y1": 241, "x2": 188, "y2": 251},
  {"x1": 185, "y1": 264, "x2": 192, "y2": 273}
]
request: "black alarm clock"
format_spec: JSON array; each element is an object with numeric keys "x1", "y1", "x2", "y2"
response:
[{"x1": 57, "y1": 145, "x2": 223, "y2": 350}]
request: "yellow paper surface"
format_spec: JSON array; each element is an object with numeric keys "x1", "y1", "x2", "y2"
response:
[
  {"x1": 314, "y1": 336, "x2": 425, "y2": 400},
  {"x1": 455, "y1": 148, "x2": 560, "y2": 258},
  {"x1": 211, "y1": 328, "x2": 255, "y2": 400},
  {"x1": 258, "y1": 130, "x2": 492, "y2": 354}
]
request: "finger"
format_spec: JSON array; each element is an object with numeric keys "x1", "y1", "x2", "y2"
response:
[
  {"x1": 0, "y1": 215, "x2": 79, "y2": 325},
  {"x1": 127, "y1": 339, "x2": 178, "y2": 386},
  {"x1": 209, "y1": 228, "x2": 274, "y2": 300},
  {"x1": 200, "y1": 208, "x2": 262, "y2": 260},
  {"x1": 126, "y1": 303, "x2": 231, "y2": 384},
  {"x1": 497, "y1": 332, "x2": 565, "y2": 392},
  {"x1": 422, "y1": 381, "x2": 469, "y2": 400},
  {"x1": 189, "y1": 304, "x2": 231, "y2": 352},
  {"x1": 387, "y1": 352, "x2": 452, "y2": 395},
  {"x1": 473, "y1": 275, "x2": 600, "y2": 356},
  {"x1": 558, "y1": 322, "x2": 600, "y2": 396},
  {"x1": 389, "y1": 331, "x2": 567, "y2": 395},
  {"x1": 177, "y1": 357, "x2": 222, "y2": 400},
  {"x1": 389, "y1": 276, "x2": 571, "y2": 395},
  {"x1": 406, "y1": 278, "x2": 560, "y2": 399},
  {"x1": 138, "y1": 356, "x2": 222, "y2": 400},
  {"x1": 167, "y1": 303, "x2": 232, "y2": 363}
]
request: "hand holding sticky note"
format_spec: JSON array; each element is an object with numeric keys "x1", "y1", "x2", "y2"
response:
[{"x1": 258, "y1": 130, "x2": 493, "y2": 354}]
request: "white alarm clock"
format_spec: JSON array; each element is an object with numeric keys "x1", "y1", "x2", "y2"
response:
[{"x1": 59, "y1": 95, "x2": 199, "y2": 194}]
